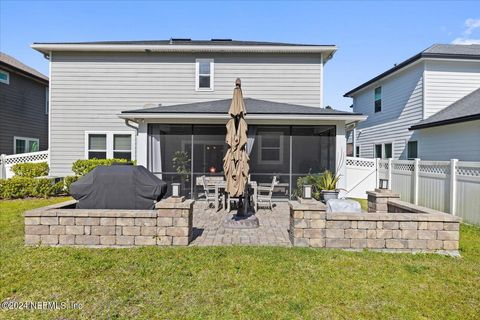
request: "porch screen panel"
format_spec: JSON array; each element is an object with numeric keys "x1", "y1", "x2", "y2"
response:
[
  {"x1": 148, "y1": 124, "x2": 192, "y2": 197},
  {"x1": 291, "y1": 126, "x2": 336, "y2": 194},
  {"x1": 249, "y1": 126, "x2": 290, "y2": 199}
]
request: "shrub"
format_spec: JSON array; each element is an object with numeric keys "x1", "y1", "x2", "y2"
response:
[
  {"x1": 71, "y1": 158, "x2": 133, "y2": 176},
  {"x1": 0, "y1": 177, "x2": 62, "y2": 199},
  {"x1": 294, "y1": 174, "x2": 323, "y2": 201},
  {"x1": 63, "y1": 175, "x2": 79, "y2": 193},
  {"x1": 11, "y1": 162, "x2": 49, "y2": 178}
]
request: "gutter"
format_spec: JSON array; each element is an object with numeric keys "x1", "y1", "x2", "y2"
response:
[
  {"x1": 119, "y1": 112, "x2": 367, "y2": 122},
  {"x1": 409, "y1": 113, "x2": 480, "y2": 130}
]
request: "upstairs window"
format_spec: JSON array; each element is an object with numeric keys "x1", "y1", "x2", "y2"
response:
[
  {"x1": 407, "y1": 141, "x2": 418, "y2": 159},
  {"x1": 384, "y1": 143, "x2": 392, "y2": 159},
  {"x1": 374, "y1": 86, "x2": 382, "y2": 113},
  {"x1": 0, "y1": 70, "x2": 9, "y2": 84},
  {"x1": 375, "y1": 144, "x2": 382, "y2": 158},
  {"x1": 196, "y1": 59, "x2": 214, "y2": 91}
]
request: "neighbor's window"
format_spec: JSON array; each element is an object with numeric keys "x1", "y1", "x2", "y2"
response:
[
  {"x1": 0, "y1": 70, "x2": 9, "y2": 84},
  {"x1": 88, "y1": 134, "x2": 107, "y2": 159},
  {"x1": 407, "y1": 141, "x2": 418, "y2": 159},
  {"x1": 259, "y1": 132, "x2": 283, "y2": 164},
  {"x1": 374, "y1": 86, "x2": 382, "y2": 113},
  {"x1": 375, "y1": 144, "x2": 382, "y2": 158},
  {"x1": 384, "y1": 143, "x2": 392, "y2": 159},
  {"x1": 14, "y1": 137, "x2": 39, "y2": 154},
  {"x1": 113, "y1": 134, "x2": 132, "y2": 161},
  {"x1": 196, "y1": 59, "x2": 214, "y2": 91}
]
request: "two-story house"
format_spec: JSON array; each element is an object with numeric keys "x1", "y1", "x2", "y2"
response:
[
  {"x1": 32, "y1": 39, "x2": 365, "y2": 198},
  {"x1": 0, "y1": 52, "x2": 49, "y2": 155},
  {"x1": 345, "y1": 44, "x2": 480, "y2": 161}
]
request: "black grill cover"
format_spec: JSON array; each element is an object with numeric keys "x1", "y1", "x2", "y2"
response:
[{"x1": 70, "y1": 165, "x2": 167, "y2": 209}]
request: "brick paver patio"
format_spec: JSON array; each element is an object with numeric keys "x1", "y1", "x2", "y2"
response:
[{"x1": 190, "y1": 201, "x2": 291, "y2": 246}]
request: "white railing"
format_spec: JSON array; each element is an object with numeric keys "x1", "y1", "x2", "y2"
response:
[
  {"x1": 345, "y1": 156, "x2": 480, "y2": 225},
  {"x1": 0, "y1": 151, "x2": 49, "y2": 179}
]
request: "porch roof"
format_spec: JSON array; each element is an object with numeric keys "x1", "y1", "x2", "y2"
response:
[{"x1": 120, "y1": 98, "x2": 366, "y2": 123}]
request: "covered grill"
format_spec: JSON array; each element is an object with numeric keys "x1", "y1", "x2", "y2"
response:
[{"x1": 70, "y1": 165, "x2": 167, "y2": 209}]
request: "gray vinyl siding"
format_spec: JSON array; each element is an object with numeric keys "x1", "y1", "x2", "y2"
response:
[
  {"x1": 50, "y1": 51, "x2": 323, "y2": 176},
  {"x1": 417, "y1": 120, "x2": 480, "y2": 161},
  {"x1": 352, "y1": 63, "x2": 424, "y2": 159},
  {"x1": 424, "y1": 60, "x2": 480, "y2": 118},
  {"x1": 0, "y1": 69, "x2": 48, "y2": 155}
]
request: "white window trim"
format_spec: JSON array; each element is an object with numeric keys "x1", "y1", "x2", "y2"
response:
[
  {"x1": 258, "y1": 132, "x2": 284, "y2": 165},
  {"x1": 374, "y1": 142, "x2": 394, "y2": 159},
  {"x1": 195, "y1": 59, "x2": 214, "y2": 91},
  {"x1": 84, "y1": 131, "x2": 135, "y2": 160},
  {"x1": 0, "y1": 69, "x2": 9, "y2": 84},
  {"x1": 13, "y1": 136, "x2": 39, "y2": 154},
  {"x1": 407, "y1": 140, "x2": 418, "y2": 160}
]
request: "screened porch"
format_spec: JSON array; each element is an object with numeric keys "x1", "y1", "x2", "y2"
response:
[{"x1": 147, "y1": 124, "x2": 336, "y2": 199}]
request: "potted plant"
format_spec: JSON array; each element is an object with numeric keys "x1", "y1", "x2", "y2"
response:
[{"x1": 319, "y1": 170, "x2": 340, "y2": 203}]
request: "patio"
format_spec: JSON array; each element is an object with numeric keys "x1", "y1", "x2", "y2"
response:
[{"x1": 190, "y1": 201, "x2": 291, "y2": 246}]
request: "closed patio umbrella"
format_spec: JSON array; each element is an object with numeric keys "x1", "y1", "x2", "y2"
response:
[{"x1": 223, "y1": 78, "x2": 249, "y2": 199}]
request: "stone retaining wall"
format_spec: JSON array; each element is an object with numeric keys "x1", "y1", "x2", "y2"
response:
[
  {"x1": 290, "y1": 198, "x2": 461, "y2": 254},
  {"x1": 24, "y1": 197, "x2": 194, "y2": 247}
]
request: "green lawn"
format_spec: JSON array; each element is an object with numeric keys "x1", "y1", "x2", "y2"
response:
[{"x1": 1, "y1": 198, "x2": 480, "y2": 319}]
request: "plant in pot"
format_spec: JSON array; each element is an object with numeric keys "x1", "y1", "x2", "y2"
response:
[{"x1": 319, "y1": 170, "x2": 341, "y2": 203}]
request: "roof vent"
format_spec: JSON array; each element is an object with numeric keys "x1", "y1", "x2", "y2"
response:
[
  {"x1": 170, "y1": 38, "x2": 191, "y2": 44},
  {"x1": 211, "y1": 38, "x2": 232, "y2": 42}
]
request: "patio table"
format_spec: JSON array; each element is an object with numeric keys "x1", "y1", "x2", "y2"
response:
[{"x1": 214, "y1": 181, "x2": 258, "y2": 212}]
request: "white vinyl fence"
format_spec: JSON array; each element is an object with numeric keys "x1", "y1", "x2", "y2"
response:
[
  {"x1": 0, "y1": 151, "x2": 49, "y2": 179},
  {"x1": 346, "y1": 156, "x2": 480, "y2": 225}
]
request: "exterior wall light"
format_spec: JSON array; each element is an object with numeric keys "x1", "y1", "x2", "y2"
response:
[
  {"x1": 171, "y1": 183, "x2": 181, "y2": 197},
  {"x1": 302, "y1": 184, "x2": 313, "y2": 199}
]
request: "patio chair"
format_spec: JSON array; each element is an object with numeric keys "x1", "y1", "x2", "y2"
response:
[
  {"x1": 256, "y1": 176, "x2": 278, "y2": 211},
  {"x1": 199, "y1": 175, "x2": 221, "y2": 209}
]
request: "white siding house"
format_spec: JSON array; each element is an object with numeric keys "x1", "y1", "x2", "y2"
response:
[{"x1": 345, "y1": 44, "x2": 480, "y2": 161}]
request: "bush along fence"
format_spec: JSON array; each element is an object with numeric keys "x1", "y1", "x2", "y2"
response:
[
  {"x1": 345, "y1": 157, "x2": 480, "y2": 225},
  {"x1": 0, "y1": 151, "x2": 49, "y2": 179},
  {"x1": 289, "y1": 196, "x2": 460, "y2": 255},
  {"x1": 24, "y1": 197, "x2": 194, "y2": 247},
  {"x1": 0, "y1": 156, "x2": 133, "y2": 199}
]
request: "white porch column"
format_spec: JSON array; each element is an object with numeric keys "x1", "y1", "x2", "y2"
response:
[
  {"x1": 137, "y1": 121, "x2": 148, "y2": 168},
  {"x1": 335, "y1": 121, "x2": 347, "y2": 198}
]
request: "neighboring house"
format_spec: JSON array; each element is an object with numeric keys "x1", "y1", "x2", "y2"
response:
[
  {"x1": 410, "y1": 88, "x2": 480, "y2": 161},
  {"x1": 344, "y1": 44, "x2": 480, "y2": 160},
  {"x1": 32, "y1": 39, "x2": 365, "y2": 198},
  {"x1": 0, "y1": 52, "x2": 49, "y2": 155}
]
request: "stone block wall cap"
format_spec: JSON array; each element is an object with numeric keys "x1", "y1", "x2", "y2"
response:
[
  {"x1": 327, "y1": 211, "x2": 461, "y2": 222},
  {"x1": 24, "y1": 200, "x2": 78, "y2": 217},
  {"x1": 289, "y1": 200, "x2": 326, "y2": 211},
  {"x1": 156, "y1": 199, "x2": 194, "y2": 209},
  {"x1": 164, "y1": 196, "x2": 186, "y2": 203},
  {"x1": 298, "y1": 198, "x2": 320, "y2": 205},
  {"x1": 367, "y1": 190, "x2": 400, "y2": 198}
]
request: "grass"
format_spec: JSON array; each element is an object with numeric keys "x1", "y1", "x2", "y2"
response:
[{"x1": 1, "y1": 198, "x2": 480, "y2": 319}]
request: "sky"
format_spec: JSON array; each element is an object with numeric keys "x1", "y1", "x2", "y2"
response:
[{"x1": 1, "y1": 0, "x2": 479, "y2": 111}]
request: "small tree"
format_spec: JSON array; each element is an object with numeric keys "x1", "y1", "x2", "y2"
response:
[{"x1": 172, "y1": 151, "x2": 191, "y2": 183}]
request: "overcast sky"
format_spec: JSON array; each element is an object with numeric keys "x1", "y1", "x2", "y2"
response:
[{"x1": 1, "y1": 0, "x2": 479, "y2": 110}]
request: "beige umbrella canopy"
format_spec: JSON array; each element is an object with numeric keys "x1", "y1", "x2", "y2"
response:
[{"x1": 223, "y1": 78, "x2": 249, "y2": 198}]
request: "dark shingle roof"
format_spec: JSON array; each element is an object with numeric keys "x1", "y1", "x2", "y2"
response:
[
  {"x1": 0, "y1": 52, "x2": 48, "y2": 82},
  {"x1": 410, "y1": 88, "x2": 480, "y2": 130},
  {"x1": 122, "y1": 98, "x2": 359, "y2": 116},
  {"x1": 32, "y1": 39, "x2": 334, "y2": 47},
  {"x1": 345, "y1": 44, "x2": 480, "y2": 97}
]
